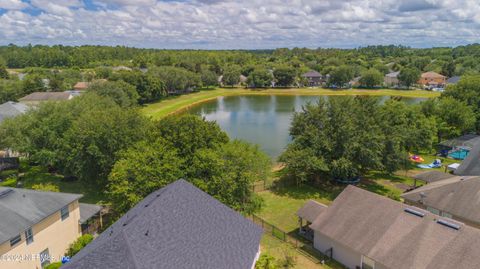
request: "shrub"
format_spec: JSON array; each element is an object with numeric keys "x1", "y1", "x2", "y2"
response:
[
  {"x1": 65, "y1": 234, "x2": 94, "y2": 257},
  {"x1": 31, "y1": 183, "x2": 60, "y2": 192},
  {"x1": 45, "y1": 262, "x2": 62, "y2": 269},
  {"x1": 0, "y1": 176, "x2": 17, "y2": 187},
  {"x1": 255, "y1": 253, "x2": 277, "y2": 269}
]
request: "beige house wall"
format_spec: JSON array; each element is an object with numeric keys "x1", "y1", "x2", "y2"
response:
[{"x1": 0, "y1": 201, "x2": 82, "y2": 269}]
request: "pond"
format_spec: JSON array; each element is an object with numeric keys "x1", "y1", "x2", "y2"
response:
[{"x1": 186, "y1": 95, "x2": 427, "y2": 159}]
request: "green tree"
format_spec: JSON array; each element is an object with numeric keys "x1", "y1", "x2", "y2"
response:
[
  {"x1": 442, "y1": 75, "x2": 480, "y2": 130},
  {"x1": 222, "y1": 65, "x2": 241, "y2": 87},
  {"x1": 88, "y1": 80, "x2": 139, "y2": 107},
  {"x1": 359, "y1": 68, "x2": 383, "y2": 88},
  {"x1": 247, "y1": 68, "x2": 273, "y2": 88},
  {"x1": 441, "y1": 61, "x2": 456, "y2": 77},
  {"x1": 22, "y1": 73, "x2": 45, "y2": 94},
  {"x1": 256, "y1": 254, "x2": 277, "y2": 269},
  {"x1": 65, "y1": 234, "x2": 93, "y2": 257},
  {"x1": 0, "y1": 64, "x2": 9, "y2": 79},
  {"x1": 398, "y1": 68, "x2": 420, "y2": 88},
  {"x1": 200, "y1": 69, "x2": 219, "y2": 87},
  {"x1": 273, "y1": 66, "x2": 296, "y2": 87},
  {"x1": 328, "y1": 66, "x2": 354, "y2": 87}
]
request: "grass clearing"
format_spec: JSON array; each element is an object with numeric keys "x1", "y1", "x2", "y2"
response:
[{"x1": 141, "y1": 88, "x2": 440, "y2": 119}]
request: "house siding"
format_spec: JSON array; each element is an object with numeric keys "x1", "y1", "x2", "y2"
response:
[
  {"x1": 0, "y1": 201, "x2": 82, "y2": 269},
  {"x1": 314, "y1": 231, "x2": 362, "y2": 269}
]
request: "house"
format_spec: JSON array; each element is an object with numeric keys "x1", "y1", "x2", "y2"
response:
[
  {"x1": 302, "y1": 71, "x2": 323, "y2": 87},
  {"x1": 384, "y1": 71, "x2": 400, "y2": 87},
  {"x1": 402, "y1": 175, "x2": 480, "y2": 228},
  {"x1": 454, "y1": 139, "x2": 480, "y2": 176},
  {"x1": 446, "y1": 76, "x2": 461, "y2": 85},
  {"x1": 0, "y1": 101, "x2": 28, "y2": 123},
  {"x1": 63, "y1": 180, "x2": 262, "y2": 269},
  {"x1": 306, "y1": 185, "x2": 480, "y2": 269},
  {"x1": 72, "y1": 82, "x2": 89, "y2": 91},
  {"x1": 418, "y1": 71, "x2": 446, "y2": 88},
  {"x1": 438, "y1": 133, "x2": 480, "y2": 159},
  {"x1": 19, "y1": 92, "x2": 74, "y2": 106},
  {"x1": 0, "y1": 188, "x2": 100, "y2": 269}
]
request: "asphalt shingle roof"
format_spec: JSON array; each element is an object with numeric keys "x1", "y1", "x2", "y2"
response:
[
  {"x1": 79, "y1": 203, "x2": 103, "y2": 224},
  {"x1": 19, "y1": 92, "x2": 73, "y2": 102},
  {"x1": 296, "y1": 200, "x2": 327, "y2": 223},
  {"x1": 310, "y1": 185, "x2": 480, "y2": 269},
  {"x1": 455, "y1": 139, "x2": 480, "y2": 176},
  {"x1": 63, "y1": 179, "x2": 262, "y2": 269},
  {"x1": 0, "y1": 187, "x2": 82, "y2": 245},
  {"x1": 0, "y1": 101, "x2": 28, "y2": 123},
  {"x1": 303, "y1": 71, "x2": 322, "y2": 78},
  {"x1": 413, "y1": 171, "x2": 456, "y2": 183}
]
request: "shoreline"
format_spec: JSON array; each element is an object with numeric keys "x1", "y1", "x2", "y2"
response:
[{"x1": 141, "y1": 87, "x2": 441, "y2": 119}]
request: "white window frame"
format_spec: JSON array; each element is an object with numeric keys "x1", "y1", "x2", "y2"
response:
[
  {"x1": 40, "y1": 248, "x2": 50, "y2": 268},
  {"x1": 60, "y1": 205, "x2": 69, "y2": 221},
  {"x1": 361, "y1": 255, "x2": 375, "y2": 269},
  {"x1": 25, "y1": 227, "x2": 34, "y2": 245}
]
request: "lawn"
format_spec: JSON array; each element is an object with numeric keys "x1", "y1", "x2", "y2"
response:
[
  {"x1": 0, "y1": 162, "x2": 106, "y2": 204},
  {"x1": 141, "y1": 87, "x2": 440, "y2": 119},
  {"x1": 260, "y1": 234, "x2": 344, "y2": 269}
]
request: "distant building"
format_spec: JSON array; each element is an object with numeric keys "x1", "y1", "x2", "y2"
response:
[
  {"x1": 0, "y1": 187, "x2": 100, "y2": 269},
  {"x1": 112, "y1": 66, "x2": 133, "y2": 71},
  {"x1": 19, "y1": 92, "x2": 74, "y2": 106},
  {"x1": 63, "y1": 180, "x2": 262, "y2": 269},
  {"x1": 0, "y1": 101, "x2": 28, "y2": 123},
  {"x1": 304, "y1": 185, "x2": 480, "y2": 269},
  {"x1": 384, "y1": 71, "x2": 400, "y2": 87},
  {"x1": 418, "y1": 71, "x2": 446, "y2": 88},
  {"x1": 73, "y1": 82, "x2": 90, "y2": 91},
  {"x1": 302, "y1": 71, "x2": 323, "y2": 87},
  {"x1": 446, "y1": 76, "x2": 461, "y2": 85}
]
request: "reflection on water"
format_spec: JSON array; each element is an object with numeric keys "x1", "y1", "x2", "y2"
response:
[{"x1": 186, "y1": 95, "x2": 426, "y2": 159}]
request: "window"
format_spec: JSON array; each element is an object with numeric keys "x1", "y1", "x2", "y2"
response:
[
  {"x1": 39, "y1": 248, "x2": 50, "y2": 268},
  {"x1": 9, "y1": 234, "x2": 21, "y2": 247},
  {"x1": 25, "y1": 228, "x2": 34, "y2": 245},
  {"x1": 427, "y1": 207, "x2": 440, "y2": 216},
  {"x1": 362, "y1": 255, "x2": 375, "y2": 269},
  {"x1": 441, "y1": 212, "x2": 453, "y2": 219},
  {"x1": 60, "y1": 205, "x2": 69, "y2": 220}
]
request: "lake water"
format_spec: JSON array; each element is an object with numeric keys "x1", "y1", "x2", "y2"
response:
[{"x1": 186, "y1": 95, "x2": 427, "y2": 159}]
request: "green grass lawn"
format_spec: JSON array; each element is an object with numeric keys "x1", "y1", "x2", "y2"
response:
[
  {"x1": 141, "y1": 88, "x2": 440, "y2": 119},
  {"x1": 261, "y1": 234, "x2": 344, "y2": 269}
]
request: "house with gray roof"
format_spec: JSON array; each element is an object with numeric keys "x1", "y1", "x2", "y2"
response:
[
  {"x1": 306, "y1": 185, "x2": 480, "y2": 269},
  {"x1": 63, "y1": 179, "x2": 262, "y2": 269},
  {"x1": 384, "y1": 71, "x2": 400, "y2": 87},
  {"x1": 454, "y1": 138, "x2": 480, "y2": 176},
  {"x1": 0, "y1": 101, "x2": 28, "y2": 123},
  {"x1": 302, "y1": 70, "x2": 324, "y2": 87},
  {"x1": 19, "y1": 92, "x2": 74, "y2": 106},
  {"x1": 402, "y1": 175, "x2": 480, "y2": 228},
  {"x1": 0, "y1": 187, "x2": 100, "y2": 269}
]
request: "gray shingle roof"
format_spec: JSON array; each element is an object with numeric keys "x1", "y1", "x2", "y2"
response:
[
  {"x1": 79, "y1": 203, "x2": 103, "y2": 224},
  {"x1": 385, "y1": 71, "x2": 400, "y2": 78},
  {"x1": 413, "y1": 170, "x2": 456, "y2": 183},
  {"x1": 447, "y1": 76, "x2": 461, "y2": 84},
  {"x1": 0, "y1": 101, "x2": 28, "y2": 123},
  {"x1": 63, "y1": 179, "x2": 262, "y2": 269},
  {"x1": 0, "y1": 187, "x2": 82, "y2": 244},
  {"x1": 19, "y1": 92, "x2": 73, "y2": 102},
  {"x1": 402, "y1": 176, "x2": 480, "y2": 225},
  {"x1": 296, "y1": 200, "x2": 327, "y2": 223},
  {"x1": 310, "y1": 185, "x2": 480, "y2": 269},
  {"x1": 303, "y1": 71, "x2": 322, "y2": 78},
  {"x1": 438, "y1": 134, "x2": 480, "y2": 149},
  {"x1": 455, "y1": 139, "x2": 480, "y2": 176}
]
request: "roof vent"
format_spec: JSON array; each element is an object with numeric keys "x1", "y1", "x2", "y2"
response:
[
  {"x1": 0, "y1": 189, "x2": 14, "y2": 199},
  {"x1": 404, "y1": 208, "x2": 425, "y2": 218},
  {"x1": 437, "y1": 219, "x2": 462, "y2": 230}
]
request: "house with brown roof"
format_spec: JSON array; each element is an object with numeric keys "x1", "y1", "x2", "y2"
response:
[
  {"x1": 19, "y1": 92, "x2": 74, "y2": 106},
  {"x1": 418, "y1": 71, "x2": 446, "y2": 88},
  {"x1": 73, "y1": 82, "x2": 89, "y2": 91},
  {"x1": 304, "y1": 185, "x2": 480, "y2": 269}
]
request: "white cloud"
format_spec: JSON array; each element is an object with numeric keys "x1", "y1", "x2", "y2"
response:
[
  {"x1": 0, "y1": 0, "x2": 479, "y2": 48},
  {"x1": 0, "y1": 0, "x2": 28, "y2": 10}
]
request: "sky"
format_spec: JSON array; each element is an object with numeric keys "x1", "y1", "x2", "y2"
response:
[{"x1": 0, "y1": 0, "x2": 479, "y2": 49}]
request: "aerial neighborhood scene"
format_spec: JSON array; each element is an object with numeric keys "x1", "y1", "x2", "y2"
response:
[{"x1": 2, "y1": 0, "x2": 480, "y2": 269}]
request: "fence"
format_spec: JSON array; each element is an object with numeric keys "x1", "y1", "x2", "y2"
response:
[
  {"x1": 247, "y1": 214, "x2": 336, "y2": 266},
  {"x1": 252, "y1": 180, "x2": 273, "y2": 192}
]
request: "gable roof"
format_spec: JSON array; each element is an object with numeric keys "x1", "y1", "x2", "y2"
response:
[
  {"x1": 63, "y1": 179, "x2": 262, "y2": 269},
  {"x1": 79, "y1": 203, "x2": 103, "y2": 224},
  {"x1": 19, "y1": 92, "x2": 73, "y2": 102},
  {"x1": 296, "y1": 200, "x2": 327, "y2": 223},
  {"x1": 73, "y1": 82, "x2": 89, "y2": 90},
  {"x1": 310, "y1": 185, "x2": 480, "y2": 269},
  {"x1": 385, "y1": 71, "x2": 400, "y2": 78},
  {"x1": 0, "y1": 187, "x2": 82, "y2": 245},
  {"x1": 303, "y1": 70, "x2": 322, "y2": 78},
  {"x1": 421, "y1": 71, "x2": 446, "y2": 78},
  {"x1": 413, "y1": 170, "x2": 456, "y2": 183},
  {"x1": 438, "y1": 134, "x2": 480, "y2": 149},
  {"x1": 447, "y1": 76, "x2": 461, "y2": 84},
  {"x1": 0, "y1": 101, "x2": 28, "y2": 123},
  {"x1": 454, "y1": 139, "x2": 480, "y2": 176},
  {"x1": 402, "y1": 176, "x2": 480, "y2": 224}
]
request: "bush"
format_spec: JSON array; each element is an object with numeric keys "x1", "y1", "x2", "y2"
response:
[
  {"x1": 65, "y1": 234, "x2": 94, "y2": 257},
  {"x1": 0, "y1": 169, "x2": 17, "y2": 179},
  {"x1": 0, "y1": 176, "x2": 17, "y2": 187},
  {"x1": 31, "y1": 183, "x2": 60, "y2": 192},
  {"x1": 44, "y1": 262, "x2": 62, "y2": 269},
  {"x1": 256, "y1": 253, "x2": 277, "y2": 269}
]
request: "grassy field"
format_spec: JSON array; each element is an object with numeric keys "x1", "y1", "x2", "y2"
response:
[{"x1": 141, "y1": 87, "x2": 440, "y2": 119}]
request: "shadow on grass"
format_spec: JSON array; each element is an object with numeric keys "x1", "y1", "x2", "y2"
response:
[{"x1": 271, "y1": 179, "x2": 344, "y2": 202}]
